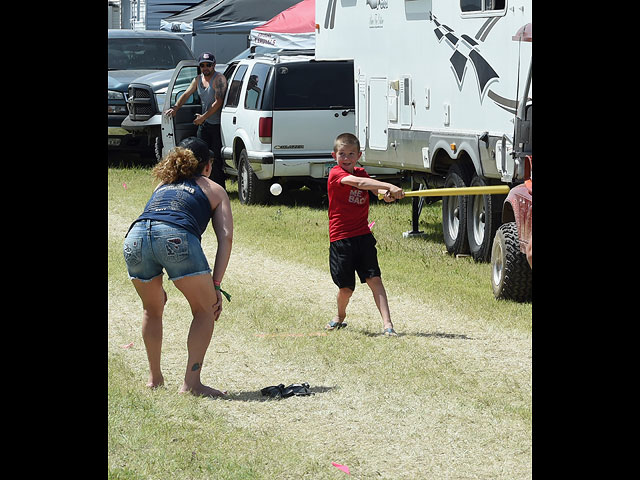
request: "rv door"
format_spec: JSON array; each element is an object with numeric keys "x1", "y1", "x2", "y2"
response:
[
  {"x1": 161, "y1": 60, "x2": 200, "y2": 158},
  {"x1": 369, "y1": 77, "x2": 388, "y2": 151},
  {"x1": 357, "y1": 73, "x2": 367, "y2": 149},
  {"x1": 399, "y1": 75, "x2": 412, "y2": 127}
]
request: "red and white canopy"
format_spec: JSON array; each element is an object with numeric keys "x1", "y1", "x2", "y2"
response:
[{"x1": 249, "y1": 0, "x2": 315, "y2": 50}]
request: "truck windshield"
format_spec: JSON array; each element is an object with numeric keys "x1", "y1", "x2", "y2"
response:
[
  {"x1": 273, "y1": 61, "x2": 354, "y2": 110},
  {"x1": 108, "y1": 38, "x2": 193, "y2": 71}
]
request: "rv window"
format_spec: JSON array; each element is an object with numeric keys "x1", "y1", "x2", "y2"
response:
[
  {"x1": 244, "y1": 63, "x2": 270, "y2": 110},
  {"x1": 461, "y1": 0, "x2": 505, "y2": 12},
  {"x1": 225, "y1": 64, "x2": 248, "y2": 109},
  {"x1": 461, "y1": 0, "x2": 481, "y2": 11},
  {"x1": 273, "y1": 61, "x2": 354, "y2": 111}
]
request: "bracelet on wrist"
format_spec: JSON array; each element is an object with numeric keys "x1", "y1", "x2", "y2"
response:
[{"x1": 214, "y1": 282, "x2": 231, "y2": 302}]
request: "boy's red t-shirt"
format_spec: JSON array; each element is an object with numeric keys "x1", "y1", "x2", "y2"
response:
[{"x1": 327, "y1": 165, "x2": 372, "y2": 242}]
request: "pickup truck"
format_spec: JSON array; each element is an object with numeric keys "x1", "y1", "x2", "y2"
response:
[
  {"x1": 108, "y1": 29, "x2": 194, "y2": 155},
  {"x1": 120, "y1": 47, "x2": 273, "y2": 161}
]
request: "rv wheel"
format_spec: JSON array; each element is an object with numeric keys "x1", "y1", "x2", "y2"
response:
[
  {"x1": 238, "y1": 148, "x2": 268, "y2": 205},
  {"x1": 442, "y1": 162, "x2": 473, "y2": 255},
  {"x1": 466, "y1": 175, "x2": 505, "y2": 262},
  {"x1": 491, "y1": 222, "x2": 532, "y2": 302}
]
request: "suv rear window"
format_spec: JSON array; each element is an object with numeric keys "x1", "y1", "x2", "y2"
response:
[
  {"x1": 273, "y1": 61, "x2": 354, "y2": 110},
  {"x1": 245, "y1": 63, "x2": 271, "y2": 110},
  {"x1": 226, "y1": 65, "x2": 248, "y2": 108},
  {"x1": 108, "y1": 38, "x2": 194, "y2": 71}
]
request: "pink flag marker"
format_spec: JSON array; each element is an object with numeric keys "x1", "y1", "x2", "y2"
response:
[
  {"x1": 123, "y1": 182, "x2": 128, "y2": 190},
  {"x1": 121, "y1": 342, "x2": 134, "y2": 349},
  {"x1": 368, "y1": 221, "x2": 375, "y2": 230},
  {"x1": 332, "y1": 462, "x2": 350, "y2": 475}
]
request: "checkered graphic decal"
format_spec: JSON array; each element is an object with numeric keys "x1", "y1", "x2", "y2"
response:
[
  {"x1": 432, "y1": 14, "x2": 499, "y2": 100},
  {"x1": 320, "y1": 4, "x2": 505, "y2": 107}
]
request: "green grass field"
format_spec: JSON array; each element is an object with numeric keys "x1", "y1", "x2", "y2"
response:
[{"x1": 108, "y1": 167, "x2": 531, "y2": 479}]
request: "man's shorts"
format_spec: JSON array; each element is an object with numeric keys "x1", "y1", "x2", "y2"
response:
[{"x1": 329, "y1": 233, "x2": 381, "y2": 290}]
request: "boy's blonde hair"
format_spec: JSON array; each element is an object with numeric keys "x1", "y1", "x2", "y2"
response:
[{"x1": 334, "y1": 132, "x2": 360, "y2": 152}]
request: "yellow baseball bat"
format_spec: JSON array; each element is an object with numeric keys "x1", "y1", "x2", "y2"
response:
[{"x1": 377, "y1": 185, "x2": 510, "y2": 200}]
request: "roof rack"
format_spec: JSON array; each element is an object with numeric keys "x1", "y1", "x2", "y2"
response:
[{"x1": 248, "y1": 48, "x2": 315, "y2": 62}]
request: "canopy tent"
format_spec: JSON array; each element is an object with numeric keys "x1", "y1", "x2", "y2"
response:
[
  {"x1": 249, "y1": 0, "x2": 315, "y2": 50},
  {"x1": 159, "y1": 0, "x2": 221, "y2": 34},
  {"x1": 160, "y1": 0, "x2": 301, "y2": 62},
  {"x1": 144, "y1": 1, "x2": 201, "y2": 31},
  {"x1": 160, "y1": 0, "x2": 300, "y2": 34}
]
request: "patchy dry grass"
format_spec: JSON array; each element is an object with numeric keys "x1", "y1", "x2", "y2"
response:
[{"x1": 108, "y1": 168, "x2": 531, "y2": 479}]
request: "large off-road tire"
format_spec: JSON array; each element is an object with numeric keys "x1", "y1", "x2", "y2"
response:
[
  {"x1": 467, "y1": 175, "x2": 505, "y2": 262},
  {"x1": 237, "y1": 148, "x2": 268, "y2": 205},
  {"x1": 490, "y1": 222, "x2": 532, "y2": 302},
  {"x1": 442, "y1": 162, "x2": 474, "y2": 255}
]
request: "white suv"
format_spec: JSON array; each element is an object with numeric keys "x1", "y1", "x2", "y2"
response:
[{"x1": 160, "y1": 53, "x2": 398, "y2": 204}]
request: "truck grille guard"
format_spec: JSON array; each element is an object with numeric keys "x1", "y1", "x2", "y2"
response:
[{"x1": 126, "y1": 85, "x2": 157, "y2": 121}]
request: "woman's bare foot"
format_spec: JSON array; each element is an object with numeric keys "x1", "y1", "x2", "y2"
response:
[
  {"x1": 146, "y1": 374, "x2": 164, "y2": 389},
  {"x1": 179, "y1": 382, "x2": 227, "y2": 398}
]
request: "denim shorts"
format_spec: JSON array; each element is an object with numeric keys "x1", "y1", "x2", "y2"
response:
[{"x1": 123, "y1": 220, "x2": 211, "y2": 282}]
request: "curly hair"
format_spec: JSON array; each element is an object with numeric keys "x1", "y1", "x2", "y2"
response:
[{"x1": 151, "y1": 147, "x2": 205, "y2": 184}]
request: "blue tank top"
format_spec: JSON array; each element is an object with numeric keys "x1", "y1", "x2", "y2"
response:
[{"x1": 134, "y1": 178, "x2": 212, "y2": 239}]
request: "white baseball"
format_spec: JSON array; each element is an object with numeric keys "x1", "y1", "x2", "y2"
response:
[{"x1": 270, "y1": 183, "x2": 283, "y2": 196}]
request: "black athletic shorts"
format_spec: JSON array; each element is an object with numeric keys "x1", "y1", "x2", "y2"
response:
[{"x1": 329, "y1": 233, "x2": 381, "y2": 290}]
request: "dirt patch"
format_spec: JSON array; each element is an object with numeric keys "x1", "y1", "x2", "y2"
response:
[{"x1": 109, "y1": 209, "x2": 531, "y2": 479}]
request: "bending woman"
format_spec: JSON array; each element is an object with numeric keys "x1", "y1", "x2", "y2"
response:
[{"x1": 123, "y1": 137, "x2": 233, "y2": 397}]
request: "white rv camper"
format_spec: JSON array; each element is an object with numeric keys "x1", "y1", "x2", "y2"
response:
[{"x1": 315, "y1": 0, "x2": 532, "y2": 260}]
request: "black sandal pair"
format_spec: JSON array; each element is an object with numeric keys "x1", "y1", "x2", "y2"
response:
[{"x1": 260, "y1": 382, "x2": 314, "y2": 398}]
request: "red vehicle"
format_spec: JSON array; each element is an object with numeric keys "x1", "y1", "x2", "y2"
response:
[
  {"x1": 491, "y1": 155, "x2": 532, "y2": 302},
  {"x1": 490, "y1": 23, "x2": 532, "y2": 302}
]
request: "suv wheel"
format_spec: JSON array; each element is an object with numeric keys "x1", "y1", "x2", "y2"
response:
[
  {"x1": 490, "y1": 222, "x2": 532, "y2": 302},
  {"x1": 238, "y1": 148, "x2": 268, "y2": 205}
]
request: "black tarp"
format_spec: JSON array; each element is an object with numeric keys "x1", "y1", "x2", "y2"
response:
[
  {"x1": 160, "y1": 0, "x2": 222, "y2": 32},
  {"x1": 194, "y1": 0, "x2": 301, "y2": 25},
  {"x1": 160, "y1": 0, "x2": 301, "y2": 34},
  {"x1": 161, "y1": 0, "x2": 301, "y2": 62}
]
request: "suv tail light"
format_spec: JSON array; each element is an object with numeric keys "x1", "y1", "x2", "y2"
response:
[{"x1": 259, "y1": 117, "x2": 272, "y2": 143}]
